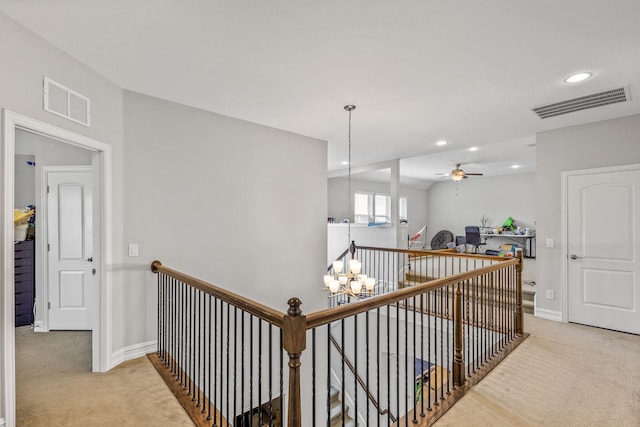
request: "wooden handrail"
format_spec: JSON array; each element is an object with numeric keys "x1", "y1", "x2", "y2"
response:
[
  {"x1": 306, "y1": 257, "x2": 519, "y2": 330},
  {"x1": 329, "y1": 334, "x2": 397, "y2": 422},
  {"x1": 358, "y1": 245, "x2": 515, "y2": 262},
  {"x1": 151, "y1": 260, "x2": 286, "y2": 328}
]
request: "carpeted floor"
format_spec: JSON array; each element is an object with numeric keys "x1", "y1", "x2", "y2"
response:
[
  {"x1": 15, "y1": 314, "x2": 640, "y2": 426},
  {"x1": 434, "y1": 315, "x2": 640, "y2": 426},
  {"x1": 15, "y1": 327, "x2": 192, "y2": 426}
]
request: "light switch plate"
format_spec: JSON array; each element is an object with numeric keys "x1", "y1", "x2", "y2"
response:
[
  {"x1": 128, "y1": 243, "x2": 139, "y2": 257},
  {"x1": 546, "y1": 238, "x2": 554, "y2": 248}
]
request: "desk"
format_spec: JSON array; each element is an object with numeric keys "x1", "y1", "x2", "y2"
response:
[{"x1": 481, "y1": 233, "x2": 536, "y2": 258}]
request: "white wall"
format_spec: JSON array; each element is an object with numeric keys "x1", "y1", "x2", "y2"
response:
[
  {"x1": 122, "y1": 91, "x2": 328, "y2": 349},
  {"x1": 535, "y1": 113, "x2": 640, "y2": 319}
]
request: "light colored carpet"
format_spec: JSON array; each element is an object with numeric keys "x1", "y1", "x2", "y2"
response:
[
  {"x1": 16, "y1": 314, "x2": 640, "y2": 426},
  {"x1": 435, "y1": 314, "x2": 640, "y2": 427},
  {"x1": 15, "y1": 326, "x2": 193, "y2": 426}
]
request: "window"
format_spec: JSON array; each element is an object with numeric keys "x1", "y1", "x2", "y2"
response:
[
  {"x1": 354, "y1": 192, "x2": 408, "y2": 223},
  {"x1": 354, "y1": 192, "x2": 372, "y2": 224},
  {"x1": 374, "y1": 194, "x2": 390, "y2": 223}
]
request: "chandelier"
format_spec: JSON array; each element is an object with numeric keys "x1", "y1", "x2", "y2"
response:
[{"x1": 323, "y1": 105, "x2": 377, "y2": 299}]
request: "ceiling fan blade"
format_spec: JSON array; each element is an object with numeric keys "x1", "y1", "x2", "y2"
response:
[{"x1": 465, "y1": 173, "x2": 484, "y2": 176}]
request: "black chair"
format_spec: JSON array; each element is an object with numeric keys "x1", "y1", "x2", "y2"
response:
[{"x1": 465, "y1": 226, "x2": 486, "y2": 253}]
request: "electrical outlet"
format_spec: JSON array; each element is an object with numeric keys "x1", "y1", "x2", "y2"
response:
[
  {"x1": 546, "y1": 238, "x2": 554, "y2": 248},
  {"x1": 546, "y1": 290, "x2": 555, "y2": 300},
  {"x1": 128, "y1": 243, "x2": 139, "y2": 257}
]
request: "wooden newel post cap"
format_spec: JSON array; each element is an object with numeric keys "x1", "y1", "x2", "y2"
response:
[
  {"x1": 287, "y1": 297, "x2": 302, "y2": 317},
  {"x1": 151, "y1": 260, "x2": 162, "y2": 273}
]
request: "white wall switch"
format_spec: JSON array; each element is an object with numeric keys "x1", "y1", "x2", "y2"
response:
[
  {"x1": 128, "y1": 243, "x2": 139, "y2": 257},
  {"x1": 546, "y1": 289, "x2": 555, "y2": 299},
  {"x1": 546, "y1": 238, "x2": 554, "y2": 248}
]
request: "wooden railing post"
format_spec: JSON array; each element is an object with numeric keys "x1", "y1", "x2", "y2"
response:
[
  {"x1": 282, "y1": 297, "x2": 307, "y2": 427},
  {"x1": 452, "y1": 283, "x2": 465, "y2": 387},
  {"x1": 515, "y1": 251, "x2": 524, "y2": 335}
]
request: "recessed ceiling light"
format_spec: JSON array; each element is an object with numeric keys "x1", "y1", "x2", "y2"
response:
[
  {"x1": 469, "y1": 146, "x2": 478, "y2": 152},
  {"x1": 435, "y1": 140, "x2": 448, "y2": 146},
  {"x1": 564, "y1": 72, "x2": 592, "y2": 83},
  {"x1": 341, "y1": 161, "x2": 349, "y2": 165},
  {"x1": 510, "y1": 164, "x2": 521, "y2": 169}
]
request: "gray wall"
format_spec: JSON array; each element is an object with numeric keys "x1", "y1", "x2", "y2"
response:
[
  {"x1": 426, "y1": 173, "x2": 536, "y2": 241},
  {"x1": 1, "y1": 13, "x2": 328, "y2": 423},
  {"x1": 0, "y1": 11, "x2": 124, "y2": 419},
  {"x1": 122, "y1": 91, "x2": 328, "y2": 344},
  {"x1": 535, "y1": 113, "x2": 640, "y2": 317},
  {"x1": 14, "y1": 154, "x2": 35, "y2": 208},
  {"x1": 426, "y1": 173, "x2": 537, "y2": 281}
]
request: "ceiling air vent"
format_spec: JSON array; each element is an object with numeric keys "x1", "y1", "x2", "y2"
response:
[
  {"x1": 532, "y1": 86, "x2": 630, "y2": 119},
  {"x1": 43, "y1": 76, "x2": 91, "y2": 127}
]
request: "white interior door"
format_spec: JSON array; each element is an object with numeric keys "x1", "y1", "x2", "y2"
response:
[
  {"x1": 47, "y1": 169, "x2": 94, "y2": 330},
  {"x1": 567, "y1": 167, "x2": 640, "y2": 334}
]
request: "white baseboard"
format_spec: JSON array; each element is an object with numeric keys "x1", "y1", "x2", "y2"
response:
[
  {"x1": 110, "y1": 340, "x2": 157, "y2": 368},
  {"x1": 534, "y1": 307, "x2": 562, "y2": 322}
]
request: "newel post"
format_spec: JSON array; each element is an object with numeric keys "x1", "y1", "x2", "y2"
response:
[
  {"x1": 452, "y1": 282, "x2": 465, "y2": 387},
  {"x1": 515, "y1": 251, "x2": 524, "y2": 335},
  {"x1": 283, "y1": 297, "x2": 307, "y2": 427}
]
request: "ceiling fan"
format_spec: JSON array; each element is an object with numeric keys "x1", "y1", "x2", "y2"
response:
[{"x1": 438, "y1": 163, "x2": 484, "y2": 181}]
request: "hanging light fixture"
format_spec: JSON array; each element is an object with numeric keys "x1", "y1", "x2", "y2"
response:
[{"x1": 323, "y1": 105, "x2": 377, "y2": 299}]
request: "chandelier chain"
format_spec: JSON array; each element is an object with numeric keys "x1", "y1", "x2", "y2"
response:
[{"x1": 347, "y1": 107, "x2": 352, "y2": 246}]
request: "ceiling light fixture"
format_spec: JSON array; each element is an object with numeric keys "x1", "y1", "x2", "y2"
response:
[
  {"x1": 564, "y1": 72, "x2": 592, "y2": 83},
  {"x1": 469, "y1": 146, "x2": 478, "y2": 152},
  {"x1": 341, "y1": 161, "x2": 349, "y2": 165},
  {"x1": 323, "y1": 105, "x2": 377, "y2": 299},
  {"x1": 510, "y1": 164, "x2": 521, "y2": 169},
  {"x1": 435, "y1": 140, "x2": 448, "y2": 146}
]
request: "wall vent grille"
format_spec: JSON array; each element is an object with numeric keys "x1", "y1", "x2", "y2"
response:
[
  {"x1": 43, "y1": 77, "x2": 91, "y2": 127},
  {"x1": 532, "y1": 86, "x2": 630, "y2": 119}
]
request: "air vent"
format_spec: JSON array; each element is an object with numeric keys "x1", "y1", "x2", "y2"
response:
[
  {"x1": 532, "y1": 86, "x2": 630, "y2": 119},
  {"x1": 43, "y1": 77, "x2": 91, "y2": 127}
]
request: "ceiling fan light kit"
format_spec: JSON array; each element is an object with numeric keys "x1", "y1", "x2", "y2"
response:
[{"x1": 445, "y1": 163, "x2": 484, "y2": 181}]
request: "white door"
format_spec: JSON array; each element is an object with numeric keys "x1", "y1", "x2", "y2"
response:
[
  {"x1": 47, "y1": 170, "x2": 94, "y2": 330},
  {"x1": 567, "y1": 167, "x2": 640, "y2": 334}
]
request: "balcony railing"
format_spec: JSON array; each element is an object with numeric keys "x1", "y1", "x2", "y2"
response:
[{"x1": 150, "y1": 246, "x2": 527, "y2": 426}]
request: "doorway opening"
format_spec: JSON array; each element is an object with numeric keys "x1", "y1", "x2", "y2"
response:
[{"x1": 2, "y1": 109, "x2": 113, "y2": 425}]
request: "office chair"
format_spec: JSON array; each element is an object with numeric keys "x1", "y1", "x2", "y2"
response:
[{"x1": 465, "y1": 226, "x2": 486, "y2": 253}]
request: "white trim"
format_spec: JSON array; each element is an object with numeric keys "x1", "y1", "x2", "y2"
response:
[
  {"x1": 2, "y1": 109, "x2": 113, "y2": 426},
  {"x1": 560, "y1": 163, "x2": 640, "y2": 325},
  {"x1": 111, "y1": 341, "x2": 157, "y2": 367},
  {"x1": 534, "y1": 308, "x2": 563, "y2": 322}
]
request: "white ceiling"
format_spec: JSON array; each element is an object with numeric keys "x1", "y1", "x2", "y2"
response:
[{"x1": 2, "y1": 1, "x2": 639, "y2": 186}]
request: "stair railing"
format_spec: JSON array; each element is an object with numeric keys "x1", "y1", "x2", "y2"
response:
[
  {"x1": 151, "y1": 248, "x2": 525, "y2": 426},
  {"x1": 328, "y1": 333, "x2": 397, "y2": 422}
]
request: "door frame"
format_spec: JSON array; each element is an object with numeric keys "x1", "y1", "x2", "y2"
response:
[
  {"x1": 41, "y1": 166, "x2": 94, "y2": 332},
  {"x1": 561, "y1": 162, "x2": 640, "y2": 323},
  {"x1": 2, "y1": 109, "x2": 113, "y2": 424}
]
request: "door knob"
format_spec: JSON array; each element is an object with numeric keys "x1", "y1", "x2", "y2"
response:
[
  {"x1": 87, "y1": 257, "x2": 93, "y2": 262},
  {"x1": 570, "y1": 254, "x2": 581, "y2": 260}
]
